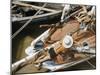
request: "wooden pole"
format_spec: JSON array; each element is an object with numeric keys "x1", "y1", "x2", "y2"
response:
[{"x1": 12, "y1": 1, "x2": 57, "y2": 12}]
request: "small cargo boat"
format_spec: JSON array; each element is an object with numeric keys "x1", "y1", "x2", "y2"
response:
[{"x1": 11, "y1": 1, "x2": 96, "y2": 74}]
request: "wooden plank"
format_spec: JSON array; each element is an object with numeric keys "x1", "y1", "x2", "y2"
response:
[
  {"x1": 12, "y1": 1, "x2": 58, "y2": 12},
  {"x1": 12, "y1": 10, "x2": 62, "y2": 22}
]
